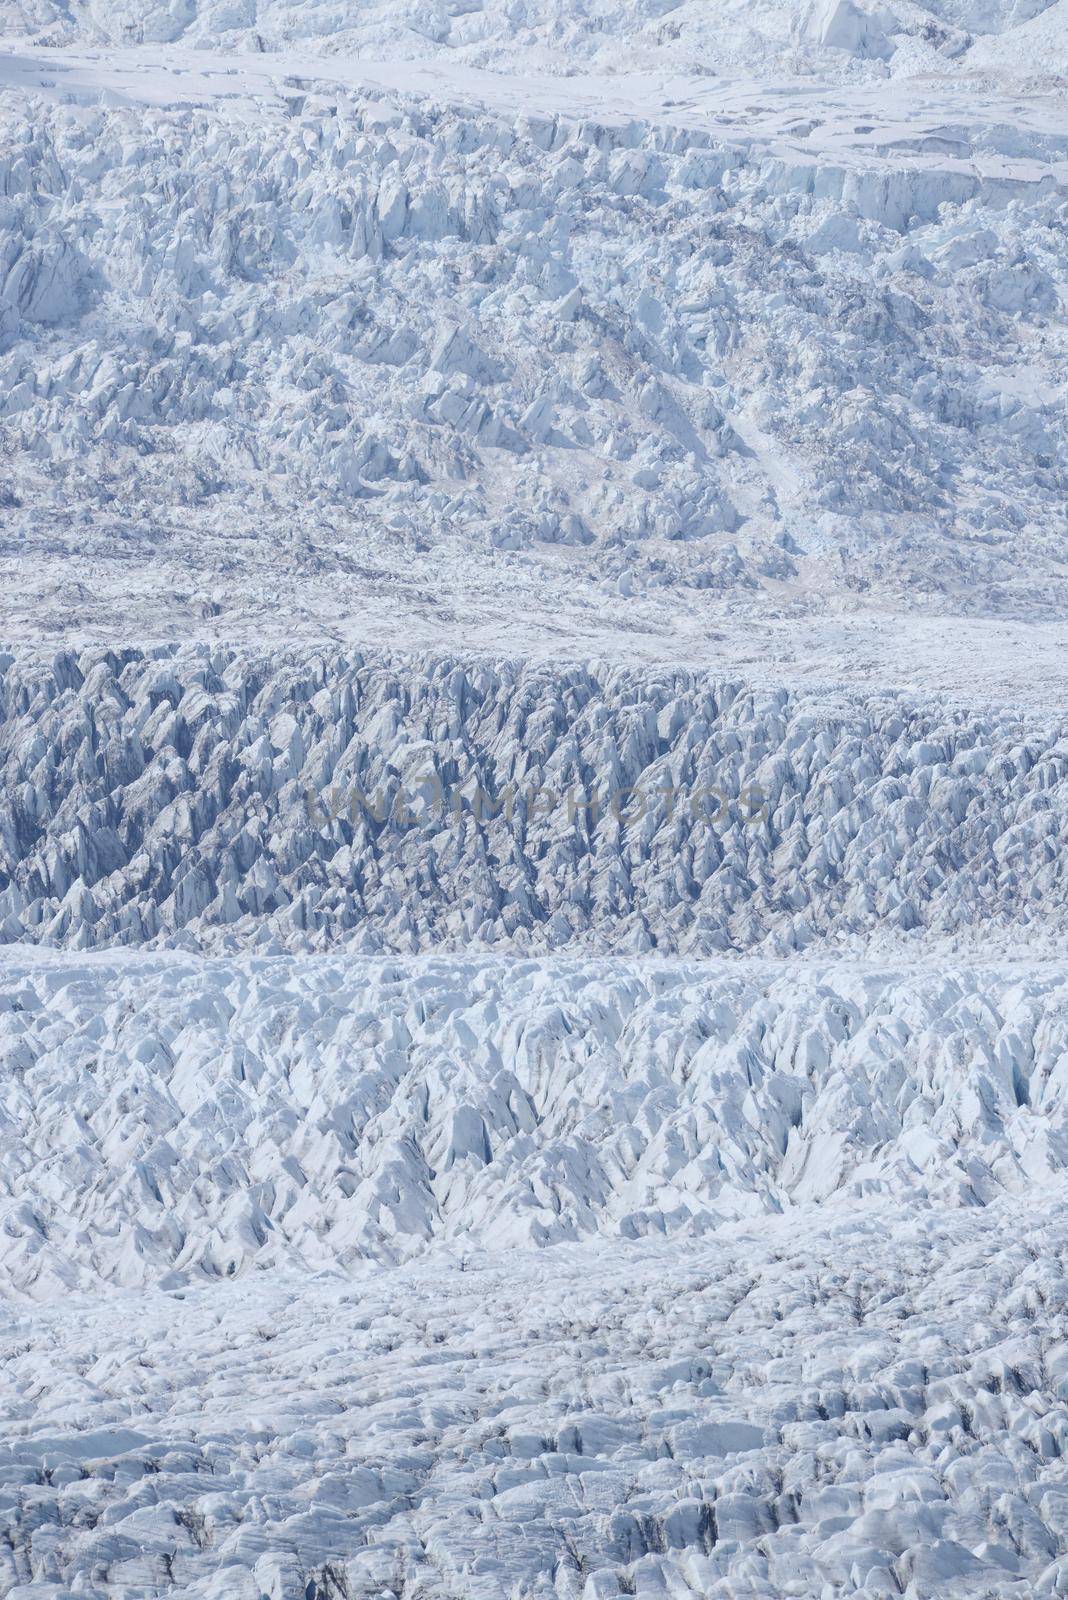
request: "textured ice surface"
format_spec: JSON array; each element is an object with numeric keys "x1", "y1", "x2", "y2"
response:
[
  {"x1": 3, "y1": 948, "x2": 1068, "y2": 1295},
  {"x1": 2, "y1": 2, "x2": 1067, "y2": 1596},
  {"x1": 4, "y1": 647, "x2": 1068, "y2": 956},
  {"x1": 4, "y1": 1208, "x2": 1068, "y2": 1597},
  {"x1": 3, "y1": 0, "x2": 1068, "y2": 75},
  {"x1": 0, "y1": 8, "x2": 1066, "y2": 678}
]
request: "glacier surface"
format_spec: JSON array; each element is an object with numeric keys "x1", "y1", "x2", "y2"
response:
[
  {"x1": 1, "y1": 2, "x2": 1067, "y2": 1597},
  {"x1": 0, "y1": 1, "x2": 1066, "y2": 678},
  {"x1": 2, "y1": 648, "x2": 1068, "y2": 955}
]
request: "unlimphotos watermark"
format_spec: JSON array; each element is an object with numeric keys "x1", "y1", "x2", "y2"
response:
[{"x1": 304, "y1": 774, "x2": 766, "y2": 829}]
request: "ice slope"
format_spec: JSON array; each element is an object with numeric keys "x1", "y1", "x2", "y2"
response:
[
  {"x1": 3, "y1": 648, "x2": 1068, "y2": 956},
  {"x1": 3, "y1": 948, "x2": 1068, "y2": 1296},
  {"x1": 2, "y1": 0, "x2": 1066, "y2": 76},
  {"x1": 968, "y1": 0, "x2": 1068, "y2": 74},
  {"x1": 0, "y1": 26, "x2": 1065, "y2": 671},
  {"x1": 3, "y1": 1208, "x2": 1068, "y2": 1598}
]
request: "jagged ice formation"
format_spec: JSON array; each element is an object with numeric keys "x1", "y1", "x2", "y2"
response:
[
  {"x1": 2, "y1": 648, "x2": 1068, "y2": 955},
  {"x1": 1, "y1": 3, "x2": 1068, "y2": 1597}
]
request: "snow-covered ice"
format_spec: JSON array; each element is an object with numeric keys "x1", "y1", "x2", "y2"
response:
[
  {"x1": 1, "y1": 0, "x2": 1067, "y2": 1595},
  {"x1": 4, "y1": 946, "x2": 1068, "y2": 1294},
  {"x1": 0, "y1": 1, "x2": 1066, "y2": 681},
  {"x1": 4, "y1": 1205, "x2": 1068, "y2": 1598}
]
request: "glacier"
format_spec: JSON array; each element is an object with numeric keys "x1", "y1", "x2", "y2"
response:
[
  {"x1": 2, "y1": 648, "x2": 1068, "y2": 956},
  {"x1": 0, "y1": 7, "x2": 1066, "y2": 664},
  {"x1": 1, "y1": 0, "x2": 1067, "y2": 1596}
]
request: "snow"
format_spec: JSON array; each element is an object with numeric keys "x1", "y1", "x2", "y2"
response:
[
  {"x1": 4, "y1": 945, "x2": 1068, "y2": 1295},
  {"x1": 3, "y1": 1203, "x2": 1068, "y2": 1596},
  {"x1": 0, "y1": 18, "x2": 1065, "y2": 683},
  {"x1": 1, "y1": 1, "x2": 1067, "y2": 1595}
]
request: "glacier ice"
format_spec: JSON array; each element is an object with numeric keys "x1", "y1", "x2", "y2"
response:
[
  {"x1": 1, "y1": 1, "x2": 1067, "y2": 1596},
  {"x1": 3, "y1": 648, "x2": 1068, "y2": 956},
  {"x1": 0, "y1": 12, "x2": 1066, "y2": 661},
  {"x1": 2, "y1": 645, "x2": 1068, "y2": 1596},
  {"x1": 2, "y1": 947, "x2": 1068, "y2": 1295},
  {"x1": 4, "y1": 1207, "x2": 1068, "y2": 1598}
]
